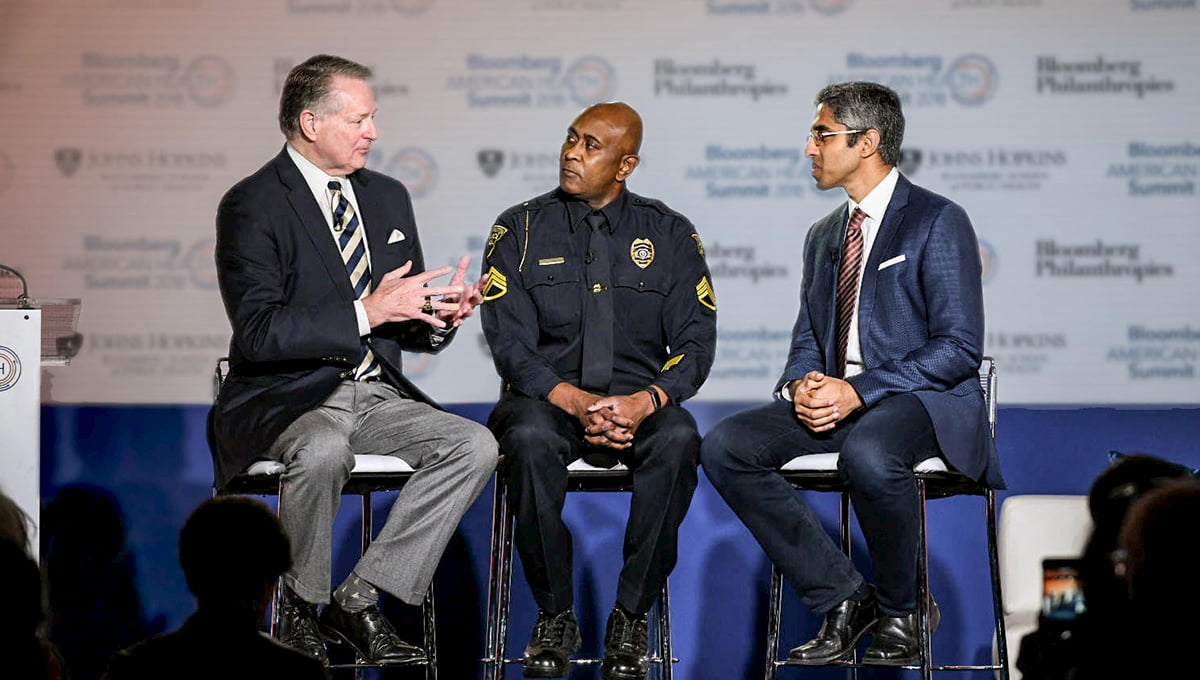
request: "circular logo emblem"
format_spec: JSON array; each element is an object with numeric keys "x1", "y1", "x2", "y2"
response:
[
  {"x1": 809, "y1": 0, "x2": 852, "y2": 15},
  {"x1": 0, "y1": 345, "x2": 22, "y2": 392},
  {"x1": 374, "y1": 147, "x2": 439, "y2": 199},
  {"x1": 392, "y1": 0, "x2": 435, "y2": 14},
  {"x1": 0, "y1": 150, "x2": 12, "y2": 196},
  {"x1": 978, "y1": 238, "x2": 997, "y2": 285},
  {"x1": 184, "y1": 56, "x2": 237, "y2": 108},
  {"x1": 185, "y1": 238, "x2": 218, "y2": 290},
  {"x1": 945, "y1": 54, "x2": 998, "y2": 107},
  {"x1": 565, "y1": 56, "x2": 616, "y2": 106}
]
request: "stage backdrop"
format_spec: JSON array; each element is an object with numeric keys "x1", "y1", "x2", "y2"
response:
[{"x1": 1, "y1": 0, "x2": 1197, "y2": 407}]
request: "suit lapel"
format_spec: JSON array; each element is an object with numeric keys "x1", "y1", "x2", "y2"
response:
[
  {"x1": 275, "y1": 151, "x2": 356, "y2": 299},
  {"x1": 350, "y1": 171, "x2": 394, "y2": 287},
  {"x1": 856, "y1": 175, "x2": 911, "y2": 345},
  {"x1": 820, "y1": 206, "x2": 850, "y2": 374}
]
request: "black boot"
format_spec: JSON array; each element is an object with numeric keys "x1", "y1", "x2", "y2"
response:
[
  {"x1": 601, "y1": 606, "x2": 649, "y2": 680},
  {"x1": 522, "y1": 609, "x2": 581, "y2": 678}
]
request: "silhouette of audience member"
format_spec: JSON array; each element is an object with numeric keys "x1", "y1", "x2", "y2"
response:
[
  {"x1": 105, "y1": 497, "x2": 327, "y2": 680},
  {"x1": 1017, "y1": 453, "x2": 1196, "y2": 680},
  {"x1": 1116, "y1": 479, "x2": 1200, "y2": 673},
  {"x1": 0, "y1": 491, "x2": 33, "y2": 549},
  {"x1": 1, "y1": 491, "x2": 70, "y2": 680},
  {"x1": 42, "y1": 485, "x2": 149, "y2": 680}
]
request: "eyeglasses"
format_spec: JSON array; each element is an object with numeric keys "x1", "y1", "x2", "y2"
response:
[{"x1": 807, "y1": 129, "x2": 865, "y2": 146}]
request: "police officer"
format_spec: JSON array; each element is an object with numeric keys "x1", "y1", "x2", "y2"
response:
[{"x1": 480, "y1": 102, "x2": 716, "y2": 680}]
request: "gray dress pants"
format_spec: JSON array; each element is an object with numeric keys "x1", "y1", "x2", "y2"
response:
[{"x1": 268, "y1": 380, "x2": 497, "y2": 605}]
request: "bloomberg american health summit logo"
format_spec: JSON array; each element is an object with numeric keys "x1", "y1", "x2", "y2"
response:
[
  {"x1": 369, "y1": 147, "x2": 438, "y2": 199},
  {"x1": 831, "y1": 52, "x2": 997, "y2": 107},
  {"x1": 447, "y1": 54, "x2": 616, "y2": 108},
  {"x1": 0, "y1": 345, "x2": 21, "y2": 392}
]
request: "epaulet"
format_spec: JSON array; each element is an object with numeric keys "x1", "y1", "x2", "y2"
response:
[
  {"x1": 498, "y1": 190, "x2": 558, "y2": 221},
  {"x1": 628, "y1": 192, "x2": 682, "y2": 219}
]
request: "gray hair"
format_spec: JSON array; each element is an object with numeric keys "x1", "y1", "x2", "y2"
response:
[
  {"x1": 278, "y1": 54, "x2": 372, "y2": 138},
  {"x1": 814, "y1": 82, "x2": 905, "y2": 167}
]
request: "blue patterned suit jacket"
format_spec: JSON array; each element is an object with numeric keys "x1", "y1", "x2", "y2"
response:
[{"x1": 777, "y1": 174, "x2": 1004, "y2": 487}]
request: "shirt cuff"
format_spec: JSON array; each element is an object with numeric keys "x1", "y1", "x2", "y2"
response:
[{"x1": 353, "y1": 300, "x2": 370, "y2": 336}]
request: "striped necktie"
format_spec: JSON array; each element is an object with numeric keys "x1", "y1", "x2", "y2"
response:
[
  {"x1": 329, "y1": 179, "x2": 381, "y2": 381},
  {"x1": 834, "y1": 207, "x2": 866, "y2": 378}
]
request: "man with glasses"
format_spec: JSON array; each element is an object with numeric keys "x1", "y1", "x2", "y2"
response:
[{"x1": 701, "y1": 81, "x2": 1003, "y2": 666}]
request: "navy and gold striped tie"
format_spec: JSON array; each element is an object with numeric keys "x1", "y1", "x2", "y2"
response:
[{"x1": 329, "y1": 179, "x2": 381, "y2": 381}]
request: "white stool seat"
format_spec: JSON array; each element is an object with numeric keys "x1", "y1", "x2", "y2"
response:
[
  {"x1": 780, "y1": 453, "x2": 949, "y2": 474},
  {"x1": 241, "y1": 454, "x2": 416, "y2": 478}
]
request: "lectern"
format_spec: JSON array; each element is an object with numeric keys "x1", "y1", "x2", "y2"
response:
[{"x1": 1, "y1": 266, "x2": 80, "y2": 551}]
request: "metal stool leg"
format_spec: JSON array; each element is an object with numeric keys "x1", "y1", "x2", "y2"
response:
[
  {"x1": 764, "y1": 566, "x2": 783, "y2": 680},
  {"x1": 986, "y1": 489, "x2": 1010, "y2": 680},
  {"x1": 423, "y1": 583, "x2": 438, "y2": 680},
  {"x1": 915, "y1": 480, "x2": 933, "y2": 680},
  {"x1": 657, "y1": 579, "x2": 674, "y2": 680},
  {"x1": 838, "y1": 492, "x2": 857, "y2": 680},
  {"x1": 484, "y1": 474, "x2": 516, "y2": 679}
]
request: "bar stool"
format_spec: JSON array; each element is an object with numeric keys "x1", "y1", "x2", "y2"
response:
[
  {"x1": 482, "y1": 460, "x2": 676, "y2": 680},
  {"x1": 764, "y1": 358, "x2": 1007, "y2": 680},
  {"x1": 214, "y1": 359, "x2": 437, "y2": 679}
]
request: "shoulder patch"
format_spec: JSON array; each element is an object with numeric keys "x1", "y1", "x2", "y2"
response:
[
  {"x1": 486, "y1": 225, "x2": 508, "y2": 257},
  {"x1": 690, "y1": 233, "x2": 705, "y2": 257},
  {"x1": 696, "y1": 276, "x2": 717, "y2": 312},
  {"x1": 483, "y1": 266, "x2": 508, "y2": 301}
]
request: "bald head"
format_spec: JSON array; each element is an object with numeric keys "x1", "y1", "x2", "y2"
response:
[
  {"x1": 577, "y1": 102, "x2": 643, "y2": 156},
  {"x1": 559, "y1": 101, "x2": 644, "y2": 209}
]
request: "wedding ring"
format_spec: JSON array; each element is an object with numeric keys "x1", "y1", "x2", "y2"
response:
[{"x1": 422, "y1": 299, "x2": 434, "y2": 314}]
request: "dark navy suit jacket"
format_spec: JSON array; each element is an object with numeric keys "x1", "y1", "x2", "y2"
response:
[
  {"x1": 209, "y1": 147, "x2": 451, "y2": 490},
  {"x1": 777, "y1": 174, "x2": 1004, "y2": 487}
]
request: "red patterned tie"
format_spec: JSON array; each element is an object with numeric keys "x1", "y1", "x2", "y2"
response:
[{"x1": 835, "y1": 207, "x2": 866, "y2": 377}]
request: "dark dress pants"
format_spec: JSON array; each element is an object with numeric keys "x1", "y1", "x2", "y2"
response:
[
  {"x1": 489, "y1": 392, "x2": 700, "y2": 616},
  {"x1": 700, "y1": 393, "x2": 937, "y2": 616}
]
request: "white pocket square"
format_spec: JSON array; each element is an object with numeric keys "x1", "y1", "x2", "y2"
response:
[
  {"x1": 878, "y1": 254, "x2": 906, "y2": 271},
  {"x1": 387, "y1": 229, "x2": 406, "y2": 244}
]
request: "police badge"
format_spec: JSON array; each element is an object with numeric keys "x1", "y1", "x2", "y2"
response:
[{"x1": 630, "y1": 238, "x2": 654, "y2": 269}]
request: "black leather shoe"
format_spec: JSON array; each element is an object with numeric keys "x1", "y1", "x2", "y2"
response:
[
  {"x1": 319, "y1": 601, "x2": 424, "y2": 664},
  {"x1": 278, "y1": 590, "x2": 328, "y2": 664},
  {"x1": 863, "y1": 598, "x2": 941, "y2": 666},
  {"x1": 523, "y1": 609, "x2": 581, "y2": 678},
  {"x1": 600, "y1": 606, "x2": 649, "y2": 680},
  {"x1": 788, "y1": 590, "x2": 879, "y2": 665}
]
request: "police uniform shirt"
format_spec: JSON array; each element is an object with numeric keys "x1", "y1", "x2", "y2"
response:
[{"x1": 480, "y1": 188, "x2": 717, "y2": 405}]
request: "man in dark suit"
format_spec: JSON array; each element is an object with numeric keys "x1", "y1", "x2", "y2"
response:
[
  {"x1": 701, "y1": 81, "x2": 1003, "y2": 666},
  {"x1": 211, "y1": 54, "x2": 496, "y2": 665}
]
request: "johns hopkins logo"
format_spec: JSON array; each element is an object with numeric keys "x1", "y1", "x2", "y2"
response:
[
  {"x1": 945, "y1": 54, "x2": 998, "y2": 106},
  {"x1": 898, "y1": 148, "x2": 923, "y2": 176},
  {"x1": 55, "y1": 148, "x2": 83, "y2": 177},
  {"x1": 372, "y1": 147, "x2": 438, "y2": 198},
  {"x1": 565, "y1": 56, "x2": 616, "y2": 106},
  {"x1": 0, "y1": 345, "x2": 21, "y2": 392},
  {"x1": 478, "y1": 149, "x2": 504, "y2": 178}
]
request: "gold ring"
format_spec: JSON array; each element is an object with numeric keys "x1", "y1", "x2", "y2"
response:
[{"x1": 422, "y1": 299, "x2": 433, "y2": 314}]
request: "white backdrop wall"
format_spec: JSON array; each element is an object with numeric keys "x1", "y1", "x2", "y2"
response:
[{"x1": 1, "y1": 0, "x2": 1197, "y2": 406}]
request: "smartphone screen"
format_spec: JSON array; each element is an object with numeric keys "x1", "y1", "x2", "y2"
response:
[{"x1": 1042, "y1": 557, "x2": 1086, "y2": 621}]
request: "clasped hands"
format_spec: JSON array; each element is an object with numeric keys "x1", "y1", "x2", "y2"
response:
[
  {"x1": 550, "y1": 383, "x2": 660, "y2": 450},
  {"x1": 790, "y1": 370, "x2": 863, "y2": 432},
  {"x1": 362, "y1": 255, "x2": 488, "y2": 329}
]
